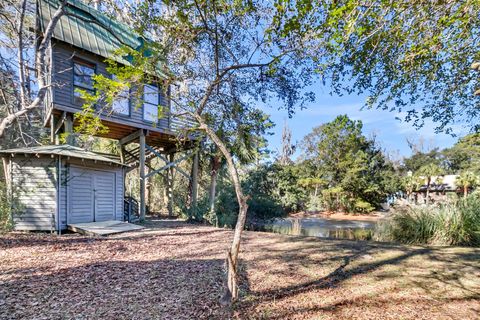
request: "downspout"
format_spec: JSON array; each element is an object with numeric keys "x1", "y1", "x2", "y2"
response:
[{"x1": 56, "y1": 155, "x2": 61, "y2": 235}]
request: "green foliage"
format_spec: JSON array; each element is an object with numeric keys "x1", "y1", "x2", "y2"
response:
[
  {"x1": 443, "y1": 133, "x2": 480, "y2": 174},
  {"x1": 403, "y1": 149, "x2": 442, "y2": 173},
  {"x1": 243, "y1": 163, "x2": 307, "y2": 213},
  {"x1": 74, "y1": 45, "x2": 168, "y2": 137},
  {"x1": 205, "y1": 183, "x2": 239, "y2": 228},
  {"x1": 300, "y1": 115, "x2": 395, "y2": 213},
  {"x1": 377, "y1": 208, "x2": 437, "y2": 245},
  {"x1": 247, "y1": 196, "x2": 284, "y2": 220},
  {"x1": 305, "y1": 196, "x2": 323, "y2": 212},
  {"x1": 417, "y1": 163, "x2": 443, "y2": 179},
  {"x1": 203, "y1": 163, "x2": 295, "y2": 227},
  {"x1": 377, "y1": 195, "x2": 480, "y2": 246},
  {"x1": 272, "y1": 0, "x2": 480, "y2": 132},
  {"x1": 456, "y1": 171, "x2": 479, "y2": 196},
  {"x1": 0, "y1": 181, "x2": 14, "y2": 233},
  {"x1": 354, "y1": 199, "x2": 375, "y2": 214},
  {"x1": 321, "y1": 186, "x2": 344, "y2": 212}
]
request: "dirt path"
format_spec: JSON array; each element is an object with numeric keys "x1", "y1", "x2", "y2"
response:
[{"x1": 1, "y1": 220, "x2": 479, "y2": 319}]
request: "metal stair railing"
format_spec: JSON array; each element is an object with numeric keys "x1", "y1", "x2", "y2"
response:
[{"x1": 124, "y1": 196, "x2": 140, "y2": 223}]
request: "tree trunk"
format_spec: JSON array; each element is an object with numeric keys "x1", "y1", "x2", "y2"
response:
[
  {"x1": 426, "y1": 178, "x2": 431, "y2": 205},
  {"x1": 208, "y1": 155, "x2": 221, "y2": 213},
  {"x1": 464, "y1": 186, "x2": 468, "y2": 197},
  {"x1": 196, "y1": 115, "x2": 249, "y2": 304}
]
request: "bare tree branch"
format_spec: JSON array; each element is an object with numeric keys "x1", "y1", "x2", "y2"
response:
[{"x1": 0, "y1": 1, "x2": 66, "y2": 137}]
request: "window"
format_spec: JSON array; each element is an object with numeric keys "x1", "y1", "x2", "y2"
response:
[
  {"x1": 73, "y1": 60, "x2": 95, "y2": 105},
  {"x1": 143, "y1": 84, "x2": 159, "y2": 122},
  {"x1": 111, "y1": 75, "x2": 130, "y2": 115}
]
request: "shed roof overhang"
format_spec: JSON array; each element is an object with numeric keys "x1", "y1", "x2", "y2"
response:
[{"x1": 0, "y1": 144, "x2": 126, "y2": 166}]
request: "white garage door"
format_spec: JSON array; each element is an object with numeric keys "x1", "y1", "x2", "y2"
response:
[{"x1": 69, "y1": 167, "x2": 116, "y2": 224}]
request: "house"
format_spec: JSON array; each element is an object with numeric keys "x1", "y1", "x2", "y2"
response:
[
  {"x1": 37, "y1": 0, "x2": 194, "y2": 145},
  {"x1": 414, "y1": 174, "x2": 459, "y2": 204},
  {"x1": 1, "y1": 145, "x2": 125, "y2": 231},
  {"x1": 0, "y1": 0, "x2": 198, "y2": 231}
]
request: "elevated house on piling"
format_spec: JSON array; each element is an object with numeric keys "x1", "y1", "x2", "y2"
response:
[{"x1": 0, "y1": 0, "x2": 198, "y2": 231}]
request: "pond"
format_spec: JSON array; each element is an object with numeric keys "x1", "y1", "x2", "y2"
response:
[{"x1": 252, "y1": 217, "x2": 377, "y2": 240}]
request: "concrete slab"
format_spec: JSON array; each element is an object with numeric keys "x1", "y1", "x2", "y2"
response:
[{"x1": 68, "y1": 220, "x2": 144, "y2": 236}]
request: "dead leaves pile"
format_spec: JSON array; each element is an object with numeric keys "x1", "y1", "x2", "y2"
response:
[{"x1": 1, "y1": 223, "x2": 479, "y2": 319}]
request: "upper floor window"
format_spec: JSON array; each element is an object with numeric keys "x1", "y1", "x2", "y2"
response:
[
  {"x1": 73, "y1": 60, "x2": 95, "y2": 105},
  {"x1": 111, "y1": 75, "x2": 130, "y2": 115},
  {"x1": 143, "y1": 84, "x2": 159, "y2": 123}
]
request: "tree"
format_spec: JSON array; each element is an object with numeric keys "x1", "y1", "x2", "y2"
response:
[
  {"x1": 300, "y1": 115, "x2": 393, "y2": 212},
  {"x1": 456, "y1": 171, "x2": 478, "y2": 197},
  {"x1": 77, "y1": 0, "x2": 318, "y2": 303},
  {"x1": 443, "y1": 133, "x2": 480, "y2": 174},
  {"x1": 403, "y1": 148, "x2": 442, "y2": 173},
  {"x1": 274, "y1": 1, "x2": 480, "y2": 133},
  {"x1": 402, "y1": 175, "x2": 422, "y2": 203},
  {"x1": 0, "y1": 0, "x2": 66, "y2": 139},
  {"x1": 278, "y1": 120, "x2": 295, "y2": 165},
  {"x1": 417, "y1": 163, "x2": 443, "y2": 205},
  {"x1": 205, "y1": 107, "x2": 272, "y2": 215}
]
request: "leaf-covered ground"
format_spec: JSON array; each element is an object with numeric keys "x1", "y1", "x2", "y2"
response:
[{"x1": 1, "y1": 219, "x2": 479, "y2": 319}]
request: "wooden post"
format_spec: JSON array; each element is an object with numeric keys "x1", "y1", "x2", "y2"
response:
[
  {"x1": 139, "y1": 130, "x2": 146, "y2": 221},
  {"x1": 50, "y1": 115, "x2": 55, "y2": 144},
  {"x1": 145, "y1": 159, "x2": 151, "y2": 214},
  {"x1": 119, "y1": 144, "x2": 125, "y2": 164},
  {"x1": 64, "y1": 113, "x2": 74, "y2": 145},
  {"x1": 167, "y1": 153, "x2": 174, "y2": 217},
  {"x1": 191, "y1": 150, "x2": 199, "y2": 217}
]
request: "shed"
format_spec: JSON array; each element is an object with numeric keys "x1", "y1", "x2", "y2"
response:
[{"x1": 0, "y1": 145, "x2": 126, "y2": 231}]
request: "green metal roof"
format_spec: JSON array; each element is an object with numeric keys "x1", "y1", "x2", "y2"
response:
[
  {"x1": 0, "y1": 144, "x2": 125, "y2": 166},
  {"x1": 38, "y1": 0, "x2": 167, "y2": 77}
]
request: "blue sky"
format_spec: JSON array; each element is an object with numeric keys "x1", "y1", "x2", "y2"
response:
[{"x1": 262, "y1": 89, "x2": 466, "y2": 160}]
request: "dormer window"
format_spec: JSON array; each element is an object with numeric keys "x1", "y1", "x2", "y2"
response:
[
  {"x1": 111, "y1": 75, "x2": 130, "y2": 115},
  {"x1": 73, "y1": 59, "x2": 95, "y2": 105},
  {"x1": 143, "y1": 84, "x2": 159, "y2": 123}
]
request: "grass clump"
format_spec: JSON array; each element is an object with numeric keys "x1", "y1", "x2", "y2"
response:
[{"x1": 376, "y1": 194, "x2": 480, "y2": 246}]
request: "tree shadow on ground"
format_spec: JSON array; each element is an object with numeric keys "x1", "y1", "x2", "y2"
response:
[
  {"x1": 246, "y1": 247, "x2": 431, "y2": 303},
  {"x1": 236, "y1": 233, "x2": 480, "y2": 318}
]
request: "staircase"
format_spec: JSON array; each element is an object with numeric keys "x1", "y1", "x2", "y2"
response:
[
  {"x1": 124, "y1": 196, "x2": 140, "y2": 223},
  {"x1": 123, "y1": 145, "x2": 164, "y2": 166}
]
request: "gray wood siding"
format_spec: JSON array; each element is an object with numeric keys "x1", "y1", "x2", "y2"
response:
[
  {"x1": 50, "y1": 40, "x2": 171, "y2": 132},
  {"x1": 116, "y1": 167, "x2": 124, "y2": 221},
  {"x1": 11, "y1": 158, "x2": 57, "y2": 231},
  {"x1": 8, "y1": 156, "x2": 123, "y2": 231},
  {"x1": 59, "y1": 158, "x2": 68, "y2": 229}
]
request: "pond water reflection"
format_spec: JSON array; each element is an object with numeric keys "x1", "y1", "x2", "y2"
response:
[{"x1": 255, "y1": 218, "x2": 377, "y2": 240}]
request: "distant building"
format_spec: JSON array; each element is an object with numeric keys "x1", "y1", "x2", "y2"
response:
[{"x1": 414, "y1": 175, "x2": 459, "y2": 204}]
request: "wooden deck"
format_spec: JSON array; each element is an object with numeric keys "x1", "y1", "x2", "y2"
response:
[{"x1": 67, "y1": 220, "x2": 144, "y2": 236}]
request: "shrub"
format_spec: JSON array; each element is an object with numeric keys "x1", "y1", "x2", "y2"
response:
[
  {"x1": 203, "y1": 182, "x2": 286, "y2": 228},
  {"x1": 376, "y1": 195, "x2": 480, "y2": 246},
  {"x1": 354, "y1": 199, "x2": 375, "y2": 214},
  {"x1": 206, "y1": 184, "x2": 239, "y2": 228},
  {"x1": 0, "y1": 181, "x2": 14, "y2": 233},
  {"x1": 434, "y1": 196, "x2": 480, "y2": 245},
  {"x1": 247, "y1": 195, "x2": 285, "y2": 220},
  {"x1": 305, "y1": 196, "x2": 324, "y2": 212}
]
